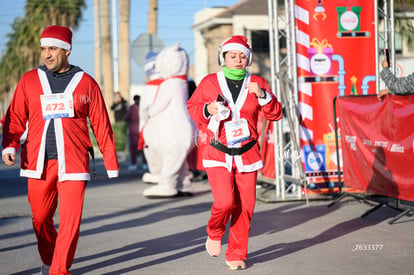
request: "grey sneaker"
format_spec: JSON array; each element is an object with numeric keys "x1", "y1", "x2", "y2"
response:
[{"x1": 40, "y1": 264, "x2": 50, "y2": 275}]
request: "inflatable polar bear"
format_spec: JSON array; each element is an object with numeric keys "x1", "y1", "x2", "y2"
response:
[
  {"x1": 142, "y1": 43, "x2": 196, "y2": 198},
  {"x1": 139, "y1": 52, "x2": 162, "y2": 184}
]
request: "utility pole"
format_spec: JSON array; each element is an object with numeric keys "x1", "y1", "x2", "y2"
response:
[
  {"x1": 148, "y1": 0, "x2": 158, "y2": 54},
  {"x1": 131, "y1": 0, "x2": 163, "y2": 69}
]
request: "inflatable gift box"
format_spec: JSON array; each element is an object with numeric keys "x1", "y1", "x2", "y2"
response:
[{"x1": 308, "y1": 38, "x2": 333, "y2": 76}]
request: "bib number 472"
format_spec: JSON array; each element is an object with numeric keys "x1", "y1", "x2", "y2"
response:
[{"x1": 45, "y1": 103, "x2": 65, "y2": 111}]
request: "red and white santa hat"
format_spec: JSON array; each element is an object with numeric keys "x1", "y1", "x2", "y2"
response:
[
  {"x1": 219, "y1": 35, "x2": 252, "y2": 66},
  {"x1": 40, "y1": 25, "x2": 72, "y2": 51}
]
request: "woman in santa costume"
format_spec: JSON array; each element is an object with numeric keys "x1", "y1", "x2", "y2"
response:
[
  {"x1": 187, "y1": 35, "x2": 282, "y2": 270},
  {"x1": 2, "y1": 25, "x2": 119, "y2": 275}
]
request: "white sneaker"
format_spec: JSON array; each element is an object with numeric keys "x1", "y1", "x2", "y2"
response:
[
  {"x1": 142, "y1": 172, "x2": 160, "y2": 184},
  {"x1": 143, "y1": 185, "x2": 178, "y2": 198}
]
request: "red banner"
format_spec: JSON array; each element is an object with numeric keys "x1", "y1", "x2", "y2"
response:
[
  {"x1": 295, "y1": 0, "x2": 377, "y2": 185},
  {"x1": 338, "y1": 95, "x2": 414, "y2": 202},
  {"x1": 260, "y1": 120, "x2": 276, "y2": 179}
]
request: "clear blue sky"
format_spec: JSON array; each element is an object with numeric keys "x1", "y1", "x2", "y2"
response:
[{"x1": 0, "y1": 0, "x2": 240, "y2": 84}]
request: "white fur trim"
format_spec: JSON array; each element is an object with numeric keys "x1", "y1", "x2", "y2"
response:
[
  {"x1": 2, "y1": 147, "x2": 16, "y2": 157},
  {"x1": 222, "y1": 43, "x2": 251, "y2": 59},
  {"x1": 203, "y1": 103, "x2": 212, "y2": 119},
  {"x1": 258, "y1": 90, "x2": 272, "y2": 106},
  {"x1": 234, "y1": 156, "x2": 263, "y2": 172},
  {"x1": 217, "y1": 71, "x2": 250, "y2": 120},
  {"x1": 20, "y1": 169, "x2": 42, "y2": 179},
  {"x1": 59, "y1": 173, "x2": 90, "y2": 181},
  {"x1": 203, "y1": 159, "x2": 232, "y2": 172},
  {"x1": 107, "y1": 170, "x2": 119, "y2": 178},
  {"x1": 41, "y1": 37, "x2": 71, "y2": 51}
]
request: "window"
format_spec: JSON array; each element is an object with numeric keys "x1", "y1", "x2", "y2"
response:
[
  {"x1": 251, "y1": 30, "x2": 286, "y2": 53},
  {"x1": 379, "y1": 32, "x2": 403, "y2": 54}
]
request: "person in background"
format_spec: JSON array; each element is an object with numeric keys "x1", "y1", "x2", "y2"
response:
[
  {"x1": 111, "y1": 91, "x2": 128, "y2": 122},
  {"x1": 125, "y1": 95, "x2": 141, "y2": 171},
  {"x1": 111, "y1": 92, "x2": 128, "y2": 153},
  {"x1": 186, "y1": 79, "x2": 207, "y2": 182},
  {"x1": 187, "y1": 35, "x2": 283, "y2": 270},
  {"x1": 378, "y1": 54, "x2": 414, "y2": 99},
  {"x1": 0, "y1": 115, "x2": 5, "y2": 133},
  {"x1": 1, "y1": 25, "x2": 119, "y2": 275}
]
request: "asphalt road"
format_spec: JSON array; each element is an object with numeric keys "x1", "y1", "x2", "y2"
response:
[{"x1": 1, "y1": 157, "x2": 414, "y2": 275}]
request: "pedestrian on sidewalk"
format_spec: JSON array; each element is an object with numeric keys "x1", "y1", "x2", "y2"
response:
[
  {"x1": 187, "y1": 35, "x2": 283, "y2": 270},
  {"x1": 1, "y1": 25, "x2": 119, "y2": 275}
]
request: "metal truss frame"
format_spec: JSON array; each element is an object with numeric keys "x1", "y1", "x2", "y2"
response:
[{"x1": 261, "y1": 0, "x2": 394, "y2": 204}]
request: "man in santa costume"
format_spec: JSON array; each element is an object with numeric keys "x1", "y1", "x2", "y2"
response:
[
  {"x1": 2, "y1": 25, "x2": 119, "y2": 275},
  {"x1": 187, "y1": 35, "x2": 282, "y2": 270}
]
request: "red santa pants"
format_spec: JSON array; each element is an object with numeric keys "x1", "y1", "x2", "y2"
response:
[
  {"x1": 205, "y1": 164, "x2": 257, "y2": 261},
  {"x1": 28, "y1": 160, "x2": 86, "y2": 275}
]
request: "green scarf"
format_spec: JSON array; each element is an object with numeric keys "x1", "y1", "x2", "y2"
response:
[{"x1": 223, "y1": 66, "x2": 246, "y2": 80}]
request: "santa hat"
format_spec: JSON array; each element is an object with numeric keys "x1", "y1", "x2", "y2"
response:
[
  {"x1": 40, "y1": 25, "x2": 72, "y2": 51},
  {"x1": 218, "y1": 35, "x2": 252, "y2": 66}
]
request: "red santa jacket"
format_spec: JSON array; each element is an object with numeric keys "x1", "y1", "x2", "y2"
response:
[
  {"x1": 2, "y1": 68, "x2": 119, "y2": 180},
  {"x1": 187, "y1": 71, "x2": 282, "y2": 172}
]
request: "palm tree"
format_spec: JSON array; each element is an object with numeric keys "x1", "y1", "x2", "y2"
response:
[
  {"x1": 94, "y1": 0, "x2": 102, "y2": 87},
  {"x1": 0, "y1": 0, "x2": 85, "y2": 115},
  {"x1": 119, "y1": 0, "x2": 131, "y2": 102},
  {"x1": 101, "y1": 0, "x2": 115, "y2": 120}
]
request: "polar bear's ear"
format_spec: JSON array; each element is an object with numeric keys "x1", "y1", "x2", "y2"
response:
[{"x1": 173, "y1": 42, "x2": 180, "y2": 51}]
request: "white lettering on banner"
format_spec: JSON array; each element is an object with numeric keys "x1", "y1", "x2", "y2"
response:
[
  {"x1": 390, "y1": 144, "x2": 404, "y2": 153},
  {"x1": 374, "y1": 141, "x2": 388, "y2": 148},
  {"x1": 363, "y1": 139, "x2": 373, "y2": 146},
  {"x1": 345, "y1": 135, "x2": 356, "y2": 142},
  {"x1": 345, "y1": 135, "x2": 357, "y2": 151}
]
